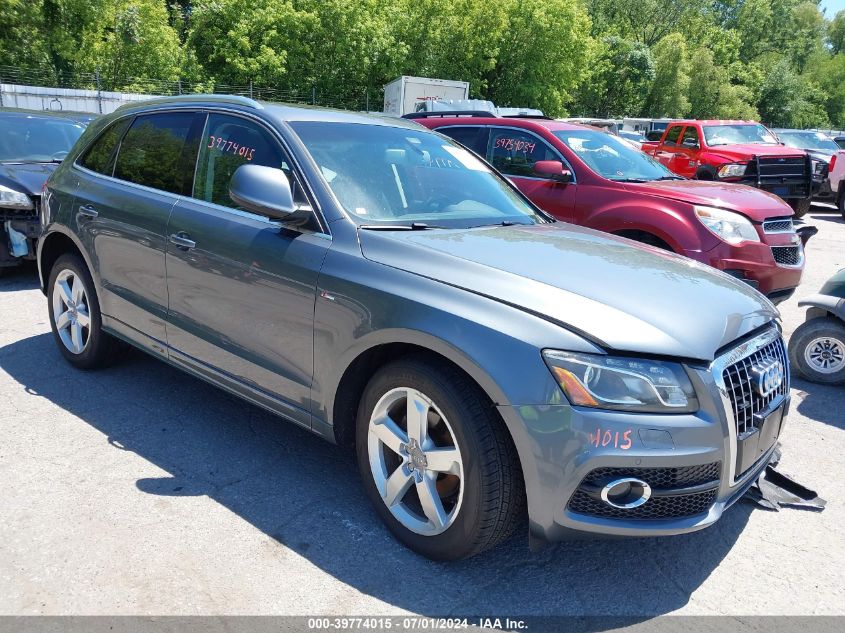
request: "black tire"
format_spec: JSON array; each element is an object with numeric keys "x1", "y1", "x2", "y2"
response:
[
  {"x1": 355, "y1": 356, "x2": 525, "y2": 560},
  {"x1": 788, "y1": 317, "x2": 845, "y2": 385},
  {"x1": 695, "y1": 167, "x2": 717, "y2": 180},
  {"x1": 838, "y1": 190, "x2": 845, "y2": 220},
  {"x1": 47, "y1": 253, "x2": 120, "y2": 369},
  {"x1": 790, "y1": 198, "x2": 811, "y2": 219}
]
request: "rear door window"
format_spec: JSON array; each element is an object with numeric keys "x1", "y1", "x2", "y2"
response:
[
  {"x1": 191, "y1": 113, "x2": 307, "y2": 210},
  {"x1": 487, "y1": 128, "x2": 558, "y2": 178},
  {"x1": 78, "y1": 118, "x2": 132, "y2": 176},
  {"x1": 662, "y1": 125, "x2": 683, "y2": 147},
  {"x1": 438, "y1": 126, "x2": 490, "y2": 156},
  {"x1": 113, "y1": 112, "x2": 196, "y2": 194}
]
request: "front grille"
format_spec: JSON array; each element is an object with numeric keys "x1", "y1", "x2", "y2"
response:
[
  {"x1": 756, "y1": 156, "x2": 808, "y2": 178},
  {"x1": 762, "y1": 218, "x2": 794, "y2": 234},
  {"x1": 566, "y1": 463, "x2": 721, "y2": 521},
  {"x1": 722, "y1": 336, "x2": 789, "y2": 438},
  {"x1": 568, "y1": 488, "x2": 717, "y2": 520},
  {"x1": 580, "y1": 463, "x2": 720, "y2": 490},
  {"x1": 771, "y1": 245, "x2": 802, "y2": 266}
]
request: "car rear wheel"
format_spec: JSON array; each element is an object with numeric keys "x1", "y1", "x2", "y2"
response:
[
  {"x1": 355, "y1": 356, "x2": 524, "y2": 560},
  {"x1": 789, "y1": 317, "x2": 845, "y2": 385},
  {"x1": 47, "y1": 254, "x2": 120, "y2": 369},
  {"x1": 838, "y1": 190, "x2": 845, "y2": 220}
]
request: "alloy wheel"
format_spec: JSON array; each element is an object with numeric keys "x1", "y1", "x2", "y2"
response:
[
  {"x1": 367, "y1": 387, "x2": 464, "y2": 536},
  {"x1": 52, "y1": 269, "x2": 91, "y2": 354}
]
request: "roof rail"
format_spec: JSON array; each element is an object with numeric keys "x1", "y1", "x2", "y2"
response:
[
  {"x1": 118, "y1": 94, "x2": 264, "y2": 111},
  {"x1": 403, "y1": 110, "x2": 498, "y2": 119}
]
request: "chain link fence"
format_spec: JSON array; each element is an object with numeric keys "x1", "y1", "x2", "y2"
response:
[{"x1": 0, "y1": 65, "x2": 378, "y2": 113}]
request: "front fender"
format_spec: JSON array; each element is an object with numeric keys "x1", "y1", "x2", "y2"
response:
[
  {"x1": 585, "y1": 203, "x2": 717, "y2": 254},
  {"x1": 798, "y1": 294, "x2": 845, "y2": 321},
  {"x1": 37, "y1": 225, "x2": 99, "y2": 295}
]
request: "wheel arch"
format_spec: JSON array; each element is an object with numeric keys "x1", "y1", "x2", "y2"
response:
[
  {"x1": 329, "y1": 334, "x2": 510, "y2": 448},
  {"x1": 38, "y1": 229, "x2": 96, "y2": 296}
]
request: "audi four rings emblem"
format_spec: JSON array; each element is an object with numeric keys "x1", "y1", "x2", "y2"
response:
[{"x1": 751, "y1": 359, "x2": 785, "y2": 397}]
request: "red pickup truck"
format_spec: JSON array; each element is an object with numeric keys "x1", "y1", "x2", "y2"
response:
[
  {"x1": 642, "y1": 120, "x2": 813, "y2": 217},
  {"x1": 412, "y1": 112, "x2": 805, "y2": 303}
]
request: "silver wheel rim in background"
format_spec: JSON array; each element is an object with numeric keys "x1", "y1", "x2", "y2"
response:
[
  {"x1": 804, "y1": 336, "x2": 845, "y2": 374},
  {"x1": 52, "y1": 269, "x2": 91, "y2": 355},
  {"x1": 367, "y1": 387, "x2": 464, "y2": 536}
]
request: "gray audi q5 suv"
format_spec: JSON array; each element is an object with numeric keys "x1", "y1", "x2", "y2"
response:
[{"x1": 39, "y1": 95, "x2": 790, "y2": 560}]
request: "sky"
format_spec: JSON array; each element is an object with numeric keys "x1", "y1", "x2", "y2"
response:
[{"x1": 822, "y1": 0, "x2": 845, "y2": 17}]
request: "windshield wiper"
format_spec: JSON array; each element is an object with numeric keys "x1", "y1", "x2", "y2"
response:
[
  {"x1": 359, "y1": 222, "x2": 444, "y2": 231},
  {"x1": 611, "y1": 178, "x2": 648, "y2": 183},
  {"x1": 656, "y1": 175, "x2": 683, "y2": 180}
]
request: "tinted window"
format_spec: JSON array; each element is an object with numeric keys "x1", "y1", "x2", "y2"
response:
[
  {"x1": 193, "y1": 113, "x2": 303, "y2": 209},
  {"x1": 439, "y1": 126, "x2": 489, "y2": 155},
  {"x1": 114, "y1": 112, "x2": 195, "y2": 193},
  {"x1": 663, "y1": 125, "x2": 683, "y2": 146},
  {"x1": 290, "y1": 121, "x2": 546, "y2": 229},
  {"x1": 487, "y1": 128, "x2": 557, "y2": 177},
  {"x1": 681, "y1": 126, "x2": 699, "y2": 147},
  {"x1": 79, "y1": 118, "x2": 131, "y2": 175}
]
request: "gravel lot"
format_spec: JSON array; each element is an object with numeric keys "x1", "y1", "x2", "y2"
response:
[{"x1": 1, "y1": 207, "x2": 843, "y2": 618}]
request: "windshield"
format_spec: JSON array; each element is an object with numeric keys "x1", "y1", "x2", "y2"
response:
[
  {"x1": 702, "y1": 124, "x2": 778, "y2": 146},
  {"x1": 290, "y1": 121, "x2": 548, "y2": 228},
  {"x1": 0, "y1": 115, "x2": 84, "y2": 162},
  {"x1": 554, "y1": 129, "x2": 677, "y2": 181},
  {"x1": 777, "y1": 131, "x2": 839, "y2": 152}
]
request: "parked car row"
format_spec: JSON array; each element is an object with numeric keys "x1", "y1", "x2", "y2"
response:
[
  {"x1": 411, "y1": 110, "x2": 807, "y2": 303},
  {"x1": 0, "y1": 97, "x2": 833, "y2": 562}
]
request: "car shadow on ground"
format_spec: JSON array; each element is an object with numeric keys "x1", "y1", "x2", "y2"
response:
[
  {"x1": 0, "y1": 264, "x2": 40, "y2": 292},
  {"x1": 1, "y1": 332, "x2": 758, "y2": 625},
  {"x1": 793, "y1": 379, "x2": 844, "y2": 430}
]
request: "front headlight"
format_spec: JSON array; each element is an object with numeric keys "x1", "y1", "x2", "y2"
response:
[
  {"x1": 0, "y1": 184, "x2": 34, "y2": 210},
  {"x1": 543, "y1": 351, "x2": 699, "y2": 413},
  {"x1": 694, "y1": 205, "x2": 760, "y2": 244},
  {"x1": 812, "y1": 159, "x2": 826, "y2": 175},
  {"x1": 717, "y1": 162, "x2": 747, "y2": 178}
]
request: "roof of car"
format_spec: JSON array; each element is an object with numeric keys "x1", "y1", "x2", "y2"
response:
[
  {"x1": 415, "y1": 114, "x2": 595, "y2": 132},
  {"x1": 111, "y1": 94, "x2": 422, "y2": 130},
  {"x1": 668, "y1": 120, "x2": 760, "y2": 126}
]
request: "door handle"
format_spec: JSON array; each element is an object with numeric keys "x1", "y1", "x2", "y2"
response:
[
  {"x1": 169, "y1": 232, "x2": 196, "y2": 250},
  {"x1": 78, "y1": 204, "x2": 98, "y2": 219}
]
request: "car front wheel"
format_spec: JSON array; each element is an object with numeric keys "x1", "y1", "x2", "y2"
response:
[
  {"x1": 355, "y1": 357, "x2": 524, "y2": 560},
  {"x1": 47, "y1": 253, "x2": 119, "y2": 369}
]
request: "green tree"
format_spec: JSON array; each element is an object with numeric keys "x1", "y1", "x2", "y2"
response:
[
  {"x1": 575, "y1": 36, "x2": 654, "y2": 117},
  {"x1": 643, "y1": 33, "x2": 690, "y2": 117},
  {"x1": 486, "y1": 0, "x2": 593, "y2": 115},
  {"x1": 74, "y1": 0, "x2": 184, "y2": 90}
]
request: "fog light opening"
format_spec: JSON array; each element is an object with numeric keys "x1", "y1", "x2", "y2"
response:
[{"x1": 600, "y1": 477, "x2": 652, "y2": 509}]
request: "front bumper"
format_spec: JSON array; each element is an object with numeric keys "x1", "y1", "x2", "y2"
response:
[
  {"x1": 692, "y1": 234, "x2": 803, "y2": 300},
  {"x1": 500, "y1": 330, "x2": 789, "y2": 542}
]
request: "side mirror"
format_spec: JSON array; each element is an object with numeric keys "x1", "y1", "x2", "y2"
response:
[
  {"x1": 534, "y1": 160, "x2": 572, "y2": 183},
  {"x1": 229, "y1": 164, "x2": 295, "y2": 220},
  {"x1": 682, "y1": 138, "x2": 699, "y2": 149}
]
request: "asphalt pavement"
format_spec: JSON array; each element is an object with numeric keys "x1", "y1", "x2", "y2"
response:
[{"x1": 0, "y1": 207, "x2": 843, "y2": 617}]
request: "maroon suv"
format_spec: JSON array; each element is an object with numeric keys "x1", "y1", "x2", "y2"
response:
[{"x1": 412, "y1": 112, "x2": 805, "y2": 303}]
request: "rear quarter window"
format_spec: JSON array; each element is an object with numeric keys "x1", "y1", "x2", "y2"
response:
[{"x1": 78, "y1": 118, "x2": 131, "y2": 176}]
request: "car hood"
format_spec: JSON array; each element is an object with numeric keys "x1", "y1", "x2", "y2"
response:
[
  {"x1": 706, "y1": 144, "x2": 805, "y2": 161},
  {"x1": 623, "y1": 179, "x2": 793, "y2": 220},
  {"x1": 0, "y1": 162, "x2": 57, "y2": 196},
  {"x1": 804, "y1": 148, "x2": 834, "y2": 163},
  {"x1": 359, "y1": 223, "x2": 778, "y2": 361}
]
